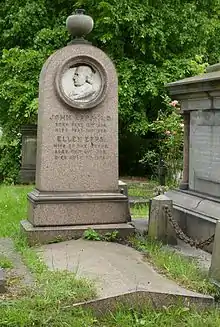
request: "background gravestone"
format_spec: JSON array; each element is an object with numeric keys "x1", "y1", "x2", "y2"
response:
[
  {"x1": 166, "y1": 64, "x2": 220, "y2": 252},
  {"x1": 19, "y1": 125, "x2": 37, "y2": 184},
  {"x1": 21, "y1": 10, "x2": 133, "y2": 245}
]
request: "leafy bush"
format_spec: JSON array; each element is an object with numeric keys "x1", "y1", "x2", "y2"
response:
[{"x1": 0, "y1": 0, "x2": 220, "y2": 182}]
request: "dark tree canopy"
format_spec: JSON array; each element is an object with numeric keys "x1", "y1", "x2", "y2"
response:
[{"x1": 0, "y1": 0, "x2": 220, "y2": 181}]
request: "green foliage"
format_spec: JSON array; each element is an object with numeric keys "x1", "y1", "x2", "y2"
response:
[
  {"x1": 83, "y1": 228, "x2": 101, "y2": 241},
  {"x1": 141, "y1": 100, "x2": 184, "y2": 183},
  {"x1": 1, "y1": 0, "x2": 220, "y2": 181},
  {"x1": 0, "y1": 255, "x2": 13, "y2": 268},
  {"x1": 103, "y1": 230, "x2": 119, "y2": 242},
  {"x1": 130, "y1": 236, "x2": 218, "y2": 296},
  {"x1": 83, "y1": 228, "x2": 119, "y2": 242}
]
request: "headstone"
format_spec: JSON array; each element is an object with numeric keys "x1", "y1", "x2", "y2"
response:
[
  {"x1": 19, "y1": 125, "x2": 37, "y2": 184},
  {"x1": 21, "y1": 10, "x2": 134, "y2": 245},
  {"x1": 166, "y1": 64, "x2": 220, "y2": 251}
]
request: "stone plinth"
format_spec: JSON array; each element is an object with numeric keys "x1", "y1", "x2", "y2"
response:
[
  {"x1": 166, "y1": 64, "x2": 220, "y2": 251},
  {"x1": 21, "y1": 18, "x2": 133, "y2": 244}
]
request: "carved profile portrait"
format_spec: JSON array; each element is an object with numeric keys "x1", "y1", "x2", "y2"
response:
[
  {"x1": 58, "y1": 58, "x2": 106, "y2": 109},
  {"x1": 60, "y1": 64, "x2": 102, "y2": 106},
  {"x1": 69, "y1": 65, "x2": 96, "y2": 100}
]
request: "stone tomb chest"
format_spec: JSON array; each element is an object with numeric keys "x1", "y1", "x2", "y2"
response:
[
  {"x1": 189, "y1": 110, "x2": 220, "y2": 197},
  {"x1": 166, "y1": 64, "x2": 220, "y2": 251}
]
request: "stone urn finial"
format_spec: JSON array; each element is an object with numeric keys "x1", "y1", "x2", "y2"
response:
[{"x1": 66, "y1": 9, "x2": 94, "y2": 43}]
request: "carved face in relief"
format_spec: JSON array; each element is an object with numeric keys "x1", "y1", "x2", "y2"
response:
[{"x1": 61, "y1": 64, "x2": 102, "y2": 105}]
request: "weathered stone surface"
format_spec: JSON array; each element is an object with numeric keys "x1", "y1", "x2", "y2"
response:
[
  {"x1": 36, "y1": 44, "x2": 118, "y2": 192},
  {"x1": 21, "y1": 16, "x2": 133, "y2": 240},
  {"x1": 148, "y1": 195, "x2": 177, "y2": 245},
  {"x1": 166, "y1": 60, "x2": 220, "y2": 253},
  {"x1": 36, "y1": 239, "x2": 214, "y2": 311},
  {"x1": 189, "y1": 111, "x2": 220, "y2": 196},
  {"x1": 21, "y1": 220, "x2": 134, "y2": 246},
  {"x1": 72, "y1": 290, "x2": 214, "y2": 315},
  {"x1": 209, "y1": 221, "x2": 220, "y2": 282},
  {"x1": 19, "y1": 125, "x2": 37, "y2": 184},
  {"x1": 166, "y1": 190, "x2": 217, "y2": 252},
  {"x1": 28, "y1": 191, "x2": 130, "y2": 226}
]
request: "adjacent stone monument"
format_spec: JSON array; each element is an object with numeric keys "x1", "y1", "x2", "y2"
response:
[
  {"x1": 19, "y1": 125, "x2": 37, "y2": 184},
  {"x1": 21, "y1": 9, "x2": 133, "y2": 245},
  {"x1": 166, "y1": 63, "x2": 220, "y2": 251}
]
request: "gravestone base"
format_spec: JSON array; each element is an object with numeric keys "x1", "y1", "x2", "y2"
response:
[
  {"x1": 20, "y1": 220, "x2": 135, "y2": 246},
  {"x1": 19, "y1": 168, "x2": 36, "y2": 184},
  {"x1": 27, "y1": 189, "x2": 131, "y2": 226},
  {"x1": 21, "y1": 188, "x2": 134, "y2": 245},
  {"x1": 166, "y1": 189, "x2": 219, "y2": 253}
]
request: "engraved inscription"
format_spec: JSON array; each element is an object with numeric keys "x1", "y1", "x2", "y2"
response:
[
  {"x1": 189, "y1": 111, "x2": 220, "y2": 190},
  {"x1": 50, "y1": 113, "x2": 111, "y2": 161}
]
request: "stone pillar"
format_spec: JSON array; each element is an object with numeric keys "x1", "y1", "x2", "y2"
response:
[
  {"x1": 19, "y1": 125, "x2": 37, "y2": 184},
  {"x1": 148, "y1": 195, "x2": 177, "y2": 245},
  {"x1": 179, "y1": 112, "x2": 190, "y2": 190},
  {"x1": 209, "y1": 220, "x2": 220, "y2": 285}
]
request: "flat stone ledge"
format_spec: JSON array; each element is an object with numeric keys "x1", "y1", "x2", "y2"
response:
[
  {"x1": 72, "y1": 289, "x2": 214, "y2": 315},
  {"x1": 0, "y1": 268, "x2": 6, "y2": 293},
  {"x1": 21, "y1": 220, "x2": 135, "y2": 246}
]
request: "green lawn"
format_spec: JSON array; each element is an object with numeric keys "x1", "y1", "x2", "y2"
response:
[
  {"x1": 0, "y1": 184, "x2": 220, "y2": 326},
  {"x1": 130, "y1": 237, "x2": 217, "y2": 296}
]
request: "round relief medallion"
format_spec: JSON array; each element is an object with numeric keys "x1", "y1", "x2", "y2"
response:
[{"x1": 56, "y1": 56, "x2": 107, "y2": 109}]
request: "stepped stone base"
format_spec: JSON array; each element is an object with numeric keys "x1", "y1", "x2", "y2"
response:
[
  {"x1": 27, "y1": 189, "x2": 131, "y2": 226},
  {"x1": 20, "y1": 220, "x2": 135, "y2": 246}
]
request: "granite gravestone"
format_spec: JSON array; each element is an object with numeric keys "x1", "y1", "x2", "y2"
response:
[
  {"x1": 166, "y1": 64, "x2": 220, "y2": 251},
  {"x1": 21, "y1": 10, "x2": 133, "y2": 245}
]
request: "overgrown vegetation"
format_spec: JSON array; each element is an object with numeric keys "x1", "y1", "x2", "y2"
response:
[
  {"x1": 130, "y1": 236, "x2": 217, "y2": 296},
  {"x1": 83, "y1": 228, "x2": 119, "y2": 241},
  {"x1": 1, "y1": 184, "x2": 220, "y2": 325},
  {"x1": 0, "y1": 255, "x2": 13, "y2": 269},
  {"x1": 0, "y1": 185, "x2": 96, "y2": 320},
  {"x1": 1, "y1": 1, "x2": 220, "y2": 181}
]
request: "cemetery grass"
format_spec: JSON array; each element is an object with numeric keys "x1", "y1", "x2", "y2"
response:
[
  {"x1": 127, "y1": 178, "x2": 156, "y2": 219},
  {"x1": 0, "y1": 255, "x2": 13, "y2": 268},
  {"x1": 126, "y1": 179, "x2": 158, "y2": 198},
  {"x1": 130, "y1": 236, "x2": 217, "y2": 297},
  {"x1": 0, "y1": 185, "x2": 96, "y2": 311},
  {"x1": 0, "y1": 184, "x2": 220, "y2": 326}
]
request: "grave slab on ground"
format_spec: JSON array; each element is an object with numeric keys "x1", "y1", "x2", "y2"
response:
[{"x1": 36, "y1": 239, "x2": 213, "y2": 310}]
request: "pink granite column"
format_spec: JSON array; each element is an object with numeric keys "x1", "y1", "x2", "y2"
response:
[{"x1": 180, "y1": 112, "x2": 190, "y2": 190}]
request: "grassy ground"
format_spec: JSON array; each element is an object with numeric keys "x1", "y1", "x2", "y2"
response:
[
  {"x1": 130, "y1": 204, "x2": 149, "y2": 218},
  {"x1": 0, "y1": 184, "x2": 220, "y2": 326},
  {"x1": 0, "y1": 255, "x2": 13, "y2": 269},
  {"x1": 127, "y1": 180, "x2": 157, "y2": 218},
  {"x1": 130, "y1": 237, "x2": 217, "y2": 296},
  {"x1": 0, "y1": 185, "x2": 96, "y2": 324},
  {"x1": 127, "y1": 179, "x2": 158, "y2": 198}
]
